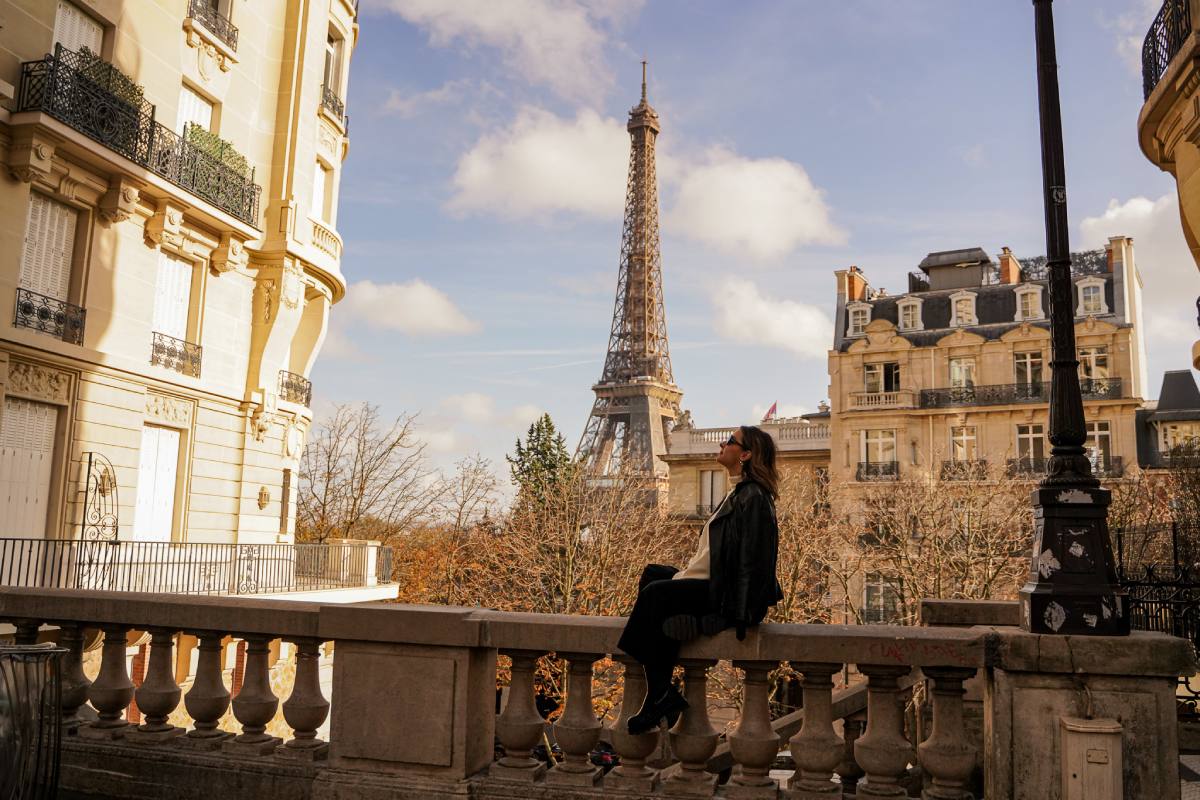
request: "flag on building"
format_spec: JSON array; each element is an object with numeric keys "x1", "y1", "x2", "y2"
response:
[{"x1": 762, "y1": 401, "x2": 777, "y2": 422}]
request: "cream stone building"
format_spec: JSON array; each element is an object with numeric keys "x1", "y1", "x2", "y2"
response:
[
  {"x1": 828, "y1": 239, "x2": 1147, "y2": 490},
  {"x1": 0, "y1": 0, "x2": 387, "y2": 598}
]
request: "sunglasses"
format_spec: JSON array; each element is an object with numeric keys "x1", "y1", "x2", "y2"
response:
[{"x1": 724, "y1": 435, "x2": 745, "y2": 448}]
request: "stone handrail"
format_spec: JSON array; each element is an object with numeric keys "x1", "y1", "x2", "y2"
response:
[
  {"x1": 1, "y1": 587, "x2": 1193, "y2": 799},
  {"x1": 310, "y1": 218, "x2": 343, "y2": 261},
  {"x1": 849, "y1": 390, "x2": 916, "y2": 410}
]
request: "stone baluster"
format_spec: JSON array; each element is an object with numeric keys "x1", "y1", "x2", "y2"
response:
[
  {"x1": 491, "y1": 650, "x2": 548, "y2": 781},
  {"x1": 129, "y1": 628, "x2": 183, "y2": 742},
  {"x1": 277, "y1": 638, "x2": 330, "y2": 759},
  {"x1": 79, "y1": 625, "x2": 134, "y2": 740},
  {"x1": 854, "y1": 665, "x2": 916, "y2": 798},
  {"x1": 546, "y1": 652, "x2": 602, "y2": 785},
  {"x1": 835, "y1": 711, "x2": 866, "y2": 792},
  {"x1": 916, "y1": 668, "x2": 977, "y2": 800},
  {"x1": 58, "y1": 623, "x2": 92, "y2": 731},
  {"x1": 785, "y1": 662, "x2": 844, "y2": 799},
  {"x1": 605, "y1": 655, "x2": 661, "y2": 793},
  {"x1": 224, "y1": 635, "x2": 281, "y2": 755},
  {"x1": 664, "y1": 659, "x2": 719, "y2": 796},
  {"x1": 13, "y1": 619, "x2": 40, "y2": 644},
  {"x1": 726, "y1": 660, "x2": 781, "y2": 797},
  {"x1": 181, "y1": 631, "x2": 232, "y2": 749}
]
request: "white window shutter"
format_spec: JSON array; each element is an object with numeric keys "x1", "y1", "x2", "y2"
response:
[
  {"x1": 21, "y1": 193, "x2": 75, "y2": 301},
  {"x1": 0, "y1": 398, "x2": 58, "y2": 539},
  {"x1": 312, "y1": 163, "x2": 327, "y2": 220},
  {"x1": 54, "y1": 1, "x2": 102, "y2": 54},
  {"x1": 177, "y1": 85, "x2": 214, "y2": 135},
  {"x1": 152, "y1": 251, "x2": 192, "y2": 340},
  {"x1": 133, "y1": 426, "x2": 179, "y2": 542}
]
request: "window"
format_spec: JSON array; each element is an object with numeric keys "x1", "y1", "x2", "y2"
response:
[
  {"x1": 1076, "y1": 278, "x2": 1108, "y2": 316},
  {"x1": 862, "y1": 572, "x2": 901, "y2": 624},
  {"x1": 951, "y1": 500, "x2": 976, "y2": 538},
  {"x1": 312, "y1": 162, "x2": 332, "y2": 221},
  {"x1": 863, "y1": 429, "x2": 896, "y2": 464},
  {"x1": 699, "y1": 469, "x2": 726, "y2": 514},
  {"x1": 54, "y1": 0, "x2": 103, "y2": 54},
  {"x1": 21, "y1": 192, "x2": 77, "y2": 302},
  {"x1": 1086, "y1": 421, "x2": 1111, "y2": 471},
  {"x1": 132, "y1": 425, "x2": 180, "y2": 542},
  {"x1": 898, "y1": 299, "x2": 922, "y2": 331},
  {"x1": 1016, "y1": 424, "x2": 1045, "y2": 462},
  {"x1": 1078, "y1": 347, "x2": 1109, "y2": 380},
  {"x1": 1015, "y1": 286, "x2": 1043, "y2": 321},
  {"x1": 280, "y1": 468, "x2": 292, "y2": 536},
  {"x1": 1160, "y1": 422, "x2": 1200, "y2": 451},
  {"x1": 864, "y1": 362, "x2": 901, "y2": 393},
  {"x1": 847, "y1": 304, "x2": 869, "y2": 336},
  {"x1": 324, "y1": 32, "x2": 344, "y2": 94},
  {"x1": 950, "y1": 426, "x2": 977, "y2": 461},
  {"x1": 950, "y1": 291, "x2": 977, "y2": 326},
  {"x1": 152, "y1": 251, "x2": 193, "y2": 341},
  {"x1": 949, "y1": 357, "x2": 976, "y2": 389},
  {"x1": 177, "y1": 84, "x2": 214, "y2": 135},
  {"x1": 1014, "y1": 351, "x2": 1043, "y2": 386},
  {"x1": 0, "y1": 397, "x2": 59, "y2": 538}
]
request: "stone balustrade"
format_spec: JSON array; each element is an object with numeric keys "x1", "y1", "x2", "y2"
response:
[{"x1": 0, "y1": 587, "x2": 1194, "y2": 800}]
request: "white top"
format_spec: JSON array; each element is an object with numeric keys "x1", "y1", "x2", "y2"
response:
[{"x1": 673, "y1": 479, "x2": 737, "y2": 581}]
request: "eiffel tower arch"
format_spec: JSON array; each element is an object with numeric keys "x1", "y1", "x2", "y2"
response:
[{"x1": 576, "y1": 64, "x2": 683, "y2": 492}]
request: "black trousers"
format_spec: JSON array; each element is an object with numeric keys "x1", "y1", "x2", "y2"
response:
[{"x1": 616, "y1": 564, "x2": 714, "y2": 695}]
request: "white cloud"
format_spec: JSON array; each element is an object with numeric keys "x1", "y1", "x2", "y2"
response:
[
  {"x1": 370, "y1": 0, "x2": 639, "y2": 104},
  {"x1": 444, "y1": 392, "x2": 544, "y2": 427},
  {"x1": 712, "y1": 278, "x2": 832, "y2": 359},
  {"x1": 448, "y1": 107, "x2": 628, "y2": 218},
  {"x1": 1102, "y1": 0, "x2": 1160, "y2": 75},
  {"x1": 319, "y1": 324, "x2": 369, "y2": 361},
  {"x1": 342, "y1": 279, "x2": 479, "y2": 336},
  {"x1": 383, "y1": 79, "x2": 470, "y2": 118},
  {"x1": 422, "y1": 428, "x2": 461, "y2": 453}
]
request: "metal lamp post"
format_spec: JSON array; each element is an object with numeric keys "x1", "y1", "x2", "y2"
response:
[{"x1": 1018, "y1": 0, "x2": 1129, "y2": 635}]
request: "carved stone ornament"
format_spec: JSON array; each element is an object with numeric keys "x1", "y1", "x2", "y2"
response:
[
  {"x1": 282, "y1": 261, "x2": 304, "y2": 311},
  {"x1": 145, "y1": 202, "x2": 187, "y2": 249},
  {"x1": 6, "y1": 361, "x2": 71, "y2": 405},
  {"x1": 284, "y1": 423, "x2": 304, "y2": 459},
  {"x1": 185, "y1": 23, "x2": 233, "y2": 74},
  {"x1": 211, "y1": 232, "x2": 248, "y2": 274},
  {"x1": 145, "y1": 392, "x2": 193, "y2": 426},
  {"x1": 99, "y1": 178, "x2": 141, "y2": 224},
  {"x1": 257, "y1": 486, "x2": 270, "y2": 510},
  {"x1": 57, "y1": 175, "x2": 81, "y2": 202},
  {"x1": 249, "y1": 402, "x2": 276, "y2": 443},
  {"x1": 7, "y1": 131, "x2": 56, "y2": 183},
  {"x1": 259, "y1": 279, "x2": 277, "y2": 323}
]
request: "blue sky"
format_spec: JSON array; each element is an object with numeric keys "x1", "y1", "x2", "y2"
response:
[{"x1": 319, "y1": 0, "x2": 1200, "y2": 484}]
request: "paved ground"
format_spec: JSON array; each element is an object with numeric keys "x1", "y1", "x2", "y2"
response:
[{"x1": 1181, "y1": 755, "x2": 1200, "y2": 799}]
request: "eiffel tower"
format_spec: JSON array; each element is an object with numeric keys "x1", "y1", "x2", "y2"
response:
[{"x1": 576, "y1": 64, "x2": 682, "y2": 488}]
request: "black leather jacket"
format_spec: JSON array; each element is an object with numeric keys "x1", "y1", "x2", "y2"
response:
[{"x1": 706, "y1": 478, "x2": 784, "y2": 634}]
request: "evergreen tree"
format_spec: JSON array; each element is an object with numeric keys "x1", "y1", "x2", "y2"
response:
[{"x1": 506, "y1": 414, "x2": 574, "y2": 506}]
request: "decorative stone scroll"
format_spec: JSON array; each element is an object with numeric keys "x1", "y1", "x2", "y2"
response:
[
  {"x1": 8, "y1": 130, "x2": 56, "y2": 183},
  {"x1": 211, "y1": 232, "x2": 248, "y2": 274},
  {"x1": 6, "y1": 361, "x2": 71, "y2": 405},
  {"x1": 145, "y1": 202, "x2": 187, "y2": 249},
  {"x1": 99, "y1": 177, "x2": 141, "y2": 224},
  {"x1": 145, "y1": 392, "x2": 193, "y2": 427}
]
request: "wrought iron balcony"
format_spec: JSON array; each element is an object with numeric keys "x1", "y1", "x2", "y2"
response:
[
  {"x1": 321, "y1": 84, "x2": 345, "y2": 122},
  {"x1": 14, "y1": 287, "x2": 85, "y2": 344},
  {"x1": 908, "y1": 271, "x2": 930, "y2": 293},
  {"x1": 856, "y1": 461, "x2": 898, "y2": 481},
  {"x1": 849, "y1": 390, "x2": 916, "y2": 410},
  {"x1": 187, "y1": 0, "x2": 239, "y2": 52},
  {"x1": 279, "y1": 370, "x2": 313, "y2": 406},
  {"x1": 1143, "y1": 0, "x2": 1191, "y2": 99},
  {"x1": 17, "y1": 45, "x2": 261, "y2": 226},
  {"x1": 151, "y1": 331, "x2": 202, "y2": 378},
  {"x1": 1093, "y1": 456, "x2": 1125, "y2": 479},
  {"x1": 1006, "y1": 458, "x2": 1047, "y2": 478},
  {"x1": 940, "y1": 460, "x2": 989, "y2": 481},
  {"x1": 920, "y1": 378, "x2": 1122, "y2": 409}
]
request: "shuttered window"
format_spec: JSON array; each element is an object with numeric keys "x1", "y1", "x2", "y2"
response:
[
  {"x1": 21, "y1": 193, "x2": 76, "y2": 301},
  {"x1": 152, "y1": 251, "x2": 193, "y2": 340},
  {"x1": 311, "y1": 163, "x2": 328, "y2": 220},
  {"x1": 177, "y1": 84, "x2": 214, "y2": 135},
  {"x1": 132, "y1": 425, "x2": 180, "y2": 542},
  {"x1": 53, "y1": 1, "x2": 103, "y2": 54},
  {"x1": 0, "y1": 397, "x2": 58, "y2": 539}
]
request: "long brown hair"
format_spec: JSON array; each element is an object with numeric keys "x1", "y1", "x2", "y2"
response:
[{"x1": 738, "y1": 425, "x2": 779, "y2": 499}]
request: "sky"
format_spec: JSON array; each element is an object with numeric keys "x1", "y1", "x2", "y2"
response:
[{"x1": 318, "y1": 0, "x2": 1200, "y2": 486}]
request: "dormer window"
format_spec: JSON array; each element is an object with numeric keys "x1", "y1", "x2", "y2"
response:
[
  {"x1": 1014, "y1": 284, "x2": 1044, "y2": 321},
  {"x1": 1076, "y1": 277, "x2": 1108, "y2": 316},
  {"x1": 847, "y1": 303, "x2": 870, "y2": 337},
  {"x1": 897, "y1": 298, "x2": 923, "y2": 331},
  {"x1": 949, "y1": 291, "x2": 977, "y2": 327}
]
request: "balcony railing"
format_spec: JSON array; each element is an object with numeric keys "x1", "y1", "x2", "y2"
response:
[
  {"x1": 321, "y1": 84, "x2": 345, "y2": 122},
  {"x1": 279, "y1": 370, "x2": 313, "y2": 406},
  {"x1": 940, "y1": 460, "x2": 989, "y2": 481},
  {"x1": 1006, "y1": 457, "x2": 1047, "y2": 478},
  {"x1": 1143, "y1": 0, "x2": 1192, "y2": 99},
  {"x1": 0, "y1": 538, "x2": 392, "y2": 594},
  {"x1": 187, "y1": 0, "x2": 239, "y2": 52},
  {"x1": 1094, "y1": 455, "x2": 1125, "y2": 479},
  {"x1": 907, "y1": 271, "x2": 930, "y2": 293},
  {"x1": 14, "y1": 287, "x2": 85, "y2": 344},
  {"x1": 920, "y1": 378, "x2": 1122, "y2": 409},
  {"x1": 848, "y1": 389, "x2": 916, "y2": 410},
  {"x1": 17, "y1": 45, "x2": 262, "y2": 226},
  {"x1": 150, "y1": 331, "x2": 202, "y2": 378},
  {"x1": 856, "y1": 461, "x2": 898, "y2": 481}
]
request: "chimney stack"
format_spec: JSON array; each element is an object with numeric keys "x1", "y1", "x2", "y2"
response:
[
  {"x1": 998, "y1": 247, "x2": 1022, "y2": 284},
  {"x1": 846, "y1": 265, "x2": 868, "y2": 301}
]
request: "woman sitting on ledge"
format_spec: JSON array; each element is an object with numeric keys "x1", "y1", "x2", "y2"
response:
[{"x1": 617, "y1": 424, "x2": 784, "y2": 734}]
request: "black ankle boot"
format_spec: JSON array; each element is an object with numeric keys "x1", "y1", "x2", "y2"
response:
[{"x1": 627, "y1": 686, "x2": 688, "y2": 735}]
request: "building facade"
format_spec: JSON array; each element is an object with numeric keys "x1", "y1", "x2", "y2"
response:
[
  {"x1": 0, "y1": 0, "x2": 354, "y2": 550},
  {"x1": 828, "y1": 238, "x2": 1147, "y2": 489}
]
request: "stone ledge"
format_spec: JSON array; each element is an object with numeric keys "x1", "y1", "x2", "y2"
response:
[
  {"x1": 986, "y1": 627, "x2": 1197, "y2": 677},
  {"x1": 920, "y1": 599, "x2": 1020, "y2": 628}
]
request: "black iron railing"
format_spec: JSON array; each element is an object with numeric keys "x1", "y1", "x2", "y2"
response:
[
  {"x1": 187, "y1": 0, "x2": 239, "y2": 52},
  {"x1": 1006, "y1": 458, "x2": 1047, "y2": 477},
  {"x1": 151, "y1": 332, "x2": 202, "y2": 378},
  {"x1": 856, "y1": 461, "x2": 898, "y2": 482},
  {"x1": 1017, "y1": 248, "x2": 1109, "y2": 281},
  {"x1": 940, "y1": 460, "x2": 989, "y2": 481},
  {"x1": 14, "y1": 288, "x2": 85, "y2": 345},
  {"x1": 279, "y1": 370, "x2": 313, "y2": 406},
  {"x1": 1093, "y1": 455, "x2": 1125, "y2": 479},
  {"x1": 0, "y1": 538, "x2": 393, "y2": 595},
  {"x1": 920, "y1": 378, "x2": 1121, "y2": 409},
  {"x1": 1143, "y1": 0, "x2": 1192, "y2": 99},
  {"x1": 17, "y1": 46, "x2": 261, "y2": 226},
  {"x1": 907, "y1": 271, "x2": 930, "y2": 293},
  {"x1": 321, "y1": 84, "x2": 345, "y2": 122}
]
